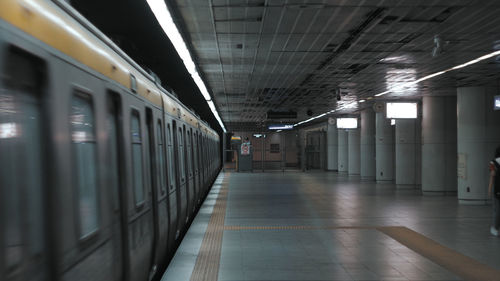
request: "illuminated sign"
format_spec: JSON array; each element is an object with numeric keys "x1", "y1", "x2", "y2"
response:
[
  {"x1": 336, "y1": 118, "x2": 358, "y2": 129},
  {"x1": 231, "y1": 136, "x2": 241, "y2": 141},
  {"x1": 386, "y1": 102, "x2": 417, "y2": 119}
]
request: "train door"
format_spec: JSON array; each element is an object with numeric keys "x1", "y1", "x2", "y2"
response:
[
  {"x1": 197, "y1": 132, "x2": 204, "y2": 195},
  {"x1": 106, "y1": 92, "x2": 125, "y2": 281},
  {"x1": 165, "y1": 121, "x2": 178, "y2": 243},
  {"x1": 172, "y1": 121, "x2": 188, "y2": 234},
  {"x1": 186, "y1": 127, "x2": 195, "y2": 215},
  {"x1": 145, "y1": 108, "x2": 159, "y2": 278},
  {"x1": 0, "y1": 47, "x2": 48, "y2": 281},
  {"x1": 149, "y1": 109, "x2": 170, "y2": 269},
  {"x1": 126, "y1": 104, "x2": 154, "y2": 281},
  {"x1": 54, "y1": 59, "x2": 120, "y2": 281},
  {"x1": 203, "y1": 136, "x2": 209, "y2": 190},
  {"x1": 192, "y1": 131, "x2": 200, "y2": 206}
]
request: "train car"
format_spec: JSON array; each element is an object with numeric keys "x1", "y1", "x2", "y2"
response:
[{"x1": 0, "y1": 0, "x2": 221, "y2": 280}]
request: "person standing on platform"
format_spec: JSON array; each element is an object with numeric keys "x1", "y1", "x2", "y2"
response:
[{"x1": 488, "y1": 146, "x2": 500, "y2": 236}]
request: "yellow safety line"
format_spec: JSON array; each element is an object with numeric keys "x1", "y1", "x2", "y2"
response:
[
  {"x1": 224, "y1": 225, "x2": 374, "y2": 230},
  {"x1": 378, "y1": 226, "x2": 500, "y2": 281},
  {"x1": 189, "y1": 174, "x2": 230, "y2": 281},
  {"x1": 224, "y1": 224, "x2": 500, "y2": 280}
]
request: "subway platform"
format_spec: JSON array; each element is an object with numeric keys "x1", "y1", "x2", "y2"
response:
[{"x1": 162, "y1": 172, "x2": 500, "y2": 281}]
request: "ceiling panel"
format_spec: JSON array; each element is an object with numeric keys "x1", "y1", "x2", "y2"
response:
[{"x1": 172, "y1": 0, "x2": 500, "y2": 131}]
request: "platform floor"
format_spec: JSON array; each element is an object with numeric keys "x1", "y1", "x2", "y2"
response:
[{"x1": 162, "y1": 172, "x2": 500, "y2": 281}]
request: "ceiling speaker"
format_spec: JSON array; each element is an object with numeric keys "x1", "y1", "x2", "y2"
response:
[{"x1": 373, "y1": 102, "x2": 385, "y2": 113}]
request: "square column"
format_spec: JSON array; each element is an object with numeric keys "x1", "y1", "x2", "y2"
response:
[
  {"x1": 422, "y1": 96, "x2": 457, "y2": 195},
  {"x1": 376, "y1": 112, "x2": 394, "y2": 182},
  {"x1": 395, "y1": 118, "x2": 421, "y2": 187},
  {"x1": 327, "y1": 123, "x2": 338, "y2": 171},
  {"x1": 361, "y1": 109, "x2": 376, "y2": 179},
  {"x1": 338, "y1": 129, "x2": 348, "y2": 173},
  {"x1": 348, "y1": 129, "x2": 360, "y2": 175}
]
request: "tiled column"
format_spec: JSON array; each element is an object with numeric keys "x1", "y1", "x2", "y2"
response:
[
  {"x1": 338, "y1": 129, "x2": 348, "y2": 173},
  {"x1": 375, "y1": 112, "x2": 394, "y2": 182},
  {"x1": 327, "y1": 123, "x2": 338, "y2": 171},
  {"x1": 457, "y1": 87, "x2": 500, "y2": 204},
  {"x1": 395, "y1": 119, "x2": 421, "y2": 187},
  {"x1": 422, "y1": 96, "x2": 457, "y2": 195},
  {"x1": 348, "y1": 129, "x2": 360, "y2": 175},
  {"x1": 361, "y1": 109, "x2": 376, "y2": 180}
]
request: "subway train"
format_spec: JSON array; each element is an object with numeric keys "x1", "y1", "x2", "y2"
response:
[{"x1": 0, "y1": 0, "x2": 221, "y2": 280}]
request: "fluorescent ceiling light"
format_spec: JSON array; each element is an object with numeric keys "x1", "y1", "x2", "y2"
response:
[
  {"x1": 494, "y1": 96, "x2": 500, "y2": 110},
  {"x1": 375, "y1": 50, "x2": 500, "y2": 97},
  {"x1": 359, "y1": 99, "x2": 366, "y2": 103},
  {"x1": 337, "y1": 118, "x2": 358, "y2": 129},
  {"x1": 146, "y1": 0, "x2": 226, "y2": 132},
  {"x1": 386, "y1": 102, "x2": 418, "y2": 119},
  {"x1": 0, "y1": 123, "x2": 18, "y2": 139},
  {"x1": 269, "y1": 124, "x2": 293, "y2": 130}
]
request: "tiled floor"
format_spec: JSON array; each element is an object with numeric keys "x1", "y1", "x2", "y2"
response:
[{"x1": 163, "y1": 171, "x2": 500, "y2": 281}]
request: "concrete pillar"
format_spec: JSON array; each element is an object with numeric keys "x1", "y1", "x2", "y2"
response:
[
  {"x1": 338, "y1": 129, "x2": 348, "y2": 173},
  {"x1": 327, "y1": 123, "x2": 338, "y2": 171},
  {"x1": 395, "y1": 119, "x2": 421, "y2": 187},
  {"x1": 348, "y1": 129, "x2": 360, "y2": 175},
  {"x1": 375, "y1": 112, "x2": 394, "y2": 182},
  {"x1": 457, "y1": 86, "x2": 500, "y2": 204},
  {"x1": 361, "y1": 109, "x2": 376, "y2": 179},
  {"x1": 422, "y1": 96, "x2": 457, "y2": 195}
]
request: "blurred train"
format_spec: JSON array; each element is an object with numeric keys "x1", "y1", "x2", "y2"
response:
[{"x1": 0, "y1": 0, "x2": 221, "y2": 280}]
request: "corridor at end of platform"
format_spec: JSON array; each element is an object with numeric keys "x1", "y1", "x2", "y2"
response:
[{"x1": 162, "y1": 172, "x2": 500, "y2": 281}]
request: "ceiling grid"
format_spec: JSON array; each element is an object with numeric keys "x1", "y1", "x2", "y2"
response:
[{"x1": 173, "y1": 0, "x2": 500, "y2": 131}]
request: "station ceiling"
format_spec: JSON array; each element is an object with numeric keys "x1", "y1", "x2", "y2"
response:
[
  {"x1": 168, "y1": 0, "x2": 500, "y2": 131},
  {"x1": 75, "y1": 0, "x2": 500, "y2": 132}
]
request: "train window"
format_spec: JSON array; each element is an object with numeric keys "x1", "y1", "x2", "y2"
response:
[
  {"x1": 178, "y1": 128, "x2": 185, "y2": 182},
  {"x1": 107, "y1": 93, "x2": 121, "y2": 211},
  {"x1": 71, "y1": 93, "x2": 99, "y2": 238},
  {"x1": 166, "y1": 123, "x2": 176, "y2": 192},
  {"x1": 157, "y1": 120, "x2": 166, "y2": 195},
  {"x1": 1, "y1": 49, "x2": 46, "y2": 267},
  {"x1": 131, "y1": 110, "x2": 145, "y2": 205}
]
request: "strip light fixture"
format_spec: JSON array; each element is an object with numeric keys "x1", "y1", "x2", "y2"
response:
[
  {"x1": 146, "y1": 0, "x2": 226, "y2": 132},
  {"x1": 294, "y1": 49, "x2": 500, "y2": 127}
]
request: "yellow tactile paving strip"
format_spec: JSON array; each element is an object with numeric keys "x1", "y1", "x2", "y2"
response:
[
  {"x1": 223, "y1": 225, "x2": 500, "y2": 281},
  {"x1": 378, "y1": 226, "x2": 500, "y2": 281},
  {"x1": 189, "y1": 174, "x2": 230, "y2": 281},
  {"x1": 223, "y1": 225, "x2": 371, "y2": 230}
]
